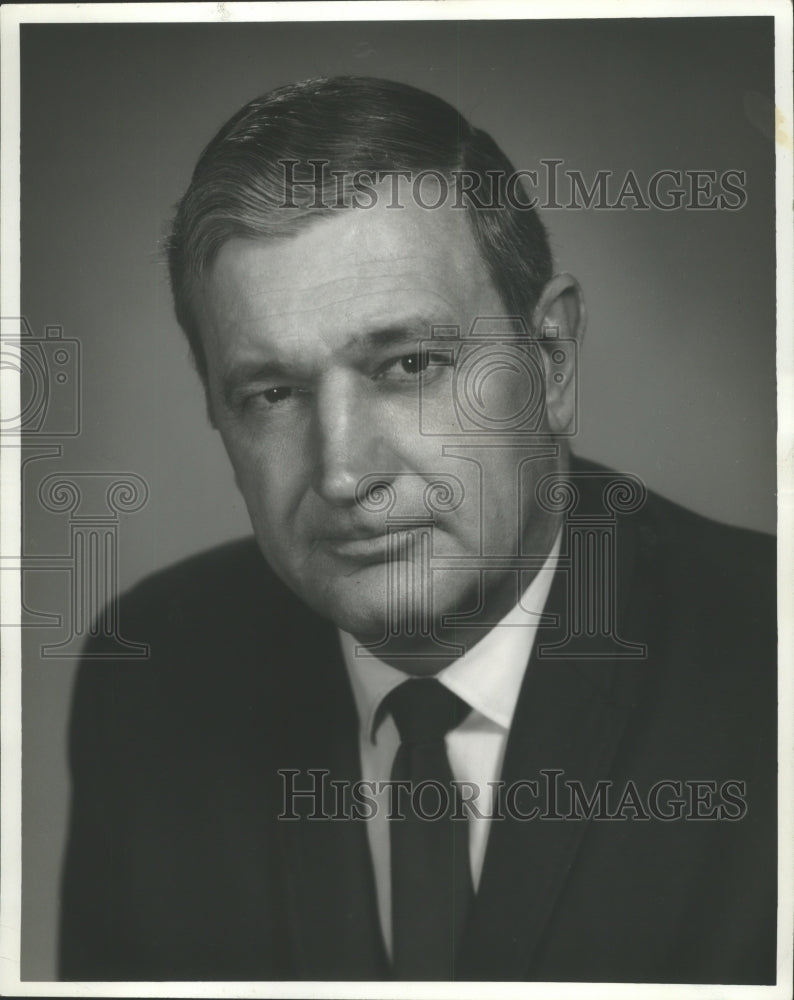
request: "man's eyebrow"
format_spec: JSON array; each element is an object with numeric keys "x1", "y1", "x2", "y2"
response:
[{"x1": 349, "y1": 320, "x2": 439, "y2": 353}]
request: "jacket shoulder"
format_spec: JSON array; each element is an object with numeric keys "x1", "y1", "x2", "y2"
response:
[
  {"x1": 571, "y1": 454, "x2": 775, "y2": 596},
  {"x1": 119, "y1": 535, "x2": 276, "y2": 613},
  {"x1": 641, "y1": 485, "x2": 775, "y2": 600},
  {"x1": 71, "y1": 536, "x2": 305, "y2": 736},
  {"x1": 85, "y1": 536, "x2": 291, "y2": 657}
]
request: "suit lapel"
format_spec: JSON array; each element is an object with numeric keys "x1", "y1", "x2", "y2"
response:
[
  {"x1": 273, "y1": 611, "x2": 389, "y2": 979},
  {"x1": 458, "y1": 485, "x2": 660, "y2": 980}
]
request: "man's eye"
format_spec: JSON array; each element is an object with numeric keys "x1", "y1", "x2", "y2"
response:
[
  {"x1": 262, "y1": 386, "x2": 293, "y2": 404},
  {"x1": 378, "y1": 352, "x2": 435, "y2": 380},
  {"x1": 398, "y1": 352, "x2": 430, "y2": 375}
]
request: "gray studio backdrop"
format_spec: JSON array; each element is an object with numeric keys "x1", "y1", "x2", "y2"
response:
[{"x1": 19, "y1": 18, "x2": 776, "y2": 979}]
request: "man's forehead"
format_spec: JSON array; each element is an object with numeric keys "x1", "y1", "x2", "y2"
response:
[{"x1": 197, "y1": 196, "x2": 493, "y2": 332}]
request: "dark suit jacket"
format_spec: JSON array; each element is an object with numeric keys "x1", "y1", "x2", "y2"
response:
[{"x1": 59, "y1": 460, "x2": 777, "y2": 983}]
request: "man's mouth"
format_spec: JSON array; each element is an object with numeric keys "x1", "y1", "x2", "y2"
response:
[{"x1": 318, "y1": 527, "x2": 418, "y2": 562}]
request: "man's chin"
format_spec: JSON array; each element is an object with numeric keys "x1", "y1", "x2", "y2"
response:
[
  {"x1": 280, "y1": 551, "x2": 482, "y2": 647},
  {"x1": 299, "y1": 564, "x2": 427, "y2": 643}
]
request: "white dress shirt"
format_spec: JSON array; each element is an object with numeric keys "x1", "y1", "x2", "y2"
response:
[{"x1": 339, "y1": 533, "x2": 560, "y2": 956}]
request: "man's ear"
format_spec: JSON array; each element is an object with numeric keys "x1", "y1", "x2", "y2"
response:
[{"x1": 530, "y1": 273, "x2": 586, "y2": 435}]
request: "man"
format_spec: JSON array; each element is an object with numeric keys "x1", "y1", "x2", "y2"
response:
[{"x1": 59, "y1": 77, "x2": 776, "y2": 983}]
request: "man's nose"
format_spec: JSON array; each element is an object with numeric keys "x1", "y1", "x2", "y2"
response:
[{"x1": 310, "y1": 374, "x2": 397, "y2": 506}]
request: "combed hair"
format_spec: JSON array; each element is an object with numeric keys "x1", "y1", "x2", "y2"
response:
[{"x1": 166, "y1": 76, "x2": 553, "y2": 381}]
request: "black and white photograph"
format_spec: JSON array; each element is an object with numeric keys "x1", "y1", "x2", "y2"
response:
[{"x1": 1, "y1": 2, "x2": 792, "y2": 996}]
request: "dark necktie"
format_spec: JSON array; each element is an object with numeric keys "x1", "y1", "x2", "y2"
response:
[{"x1": 385, "y1": 678, "x2": 473, "y2": 980}]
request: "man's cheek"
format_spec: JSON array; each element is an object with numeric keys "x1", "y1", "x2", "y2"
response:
[
  {"x1": 222, "y1": 435, "x2": 274, "y2": 497},
  {"x1": 230, "y1": 459, "x2": 262, "y2": 507},
  {"x1": 227, "y1": 458, "x2": 281, "y2": 535}
]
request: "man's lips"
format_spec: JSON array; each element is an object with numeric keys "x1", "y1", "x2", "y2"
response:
[{"x1": 317, "y1": 526, "x2": 418, "y2": 562}]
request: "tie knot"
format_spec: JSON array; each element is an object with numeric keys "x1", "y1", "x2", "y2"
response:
[{"x1": 384, "y1": 678, "x2": 470, "y2": 746}]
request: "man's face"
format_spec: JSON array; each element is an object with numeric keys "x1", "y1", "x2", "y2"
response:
[{"x1": 196, "y1": 195, "x2": 565, "y2": 652}]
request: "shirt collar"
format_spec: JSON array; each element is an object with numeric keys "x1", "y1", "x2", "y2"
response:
[{"x1": 341, "y1": 531, "x2": 561, "y2": 742}]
